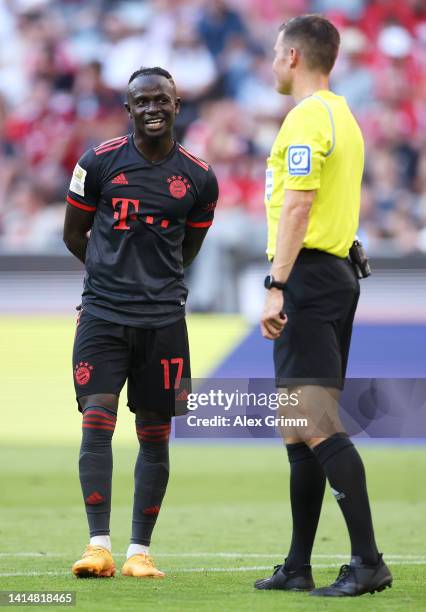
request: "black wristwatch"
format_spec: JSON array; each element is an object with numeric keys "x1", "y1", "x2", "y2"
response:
[{"x1": 264, "y1": 274, "x2": 287, "y2": 290}]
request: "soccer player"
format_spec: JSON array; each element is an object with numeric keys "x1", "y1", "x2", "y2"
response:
[
  {"x1": 63, "y1": 67, "x2": 218, "y2": 578},
  {"x1": 255, "y1": 16, "x2": 392, "y2": 596}
]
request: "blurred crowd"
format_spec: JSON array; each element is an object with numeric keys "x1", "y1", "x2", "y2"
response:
[{"x1": 1, "y1": 0, "x2": 426, "y2": 308}]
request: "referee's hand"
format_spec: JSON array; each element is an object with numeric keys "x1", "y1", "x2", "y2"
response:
[{"x1": 261, "y1": 289, "x2": 288, "y2": 340}]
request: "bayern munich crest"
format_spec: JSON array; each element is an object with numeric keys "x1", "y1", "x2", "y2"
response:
[
  {"x1": 74, "y1": 361, "x2": 94, "y2": 386},
  {"x1": 167, "y1": 175, "x2": 191, "y2": 199}
]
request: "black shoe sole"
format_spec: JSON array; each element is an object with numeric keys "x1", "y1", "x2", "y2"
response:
[
  {"x1": 369, "y1": 582, "x2": 392, "y2": 595},
  {"x1": 290, "y1": 588, "x2": 314, "y2": 592},
  {"x1": 310, "y1": 580, "x2": 392, "y2": 597},
  {"x1": 254, "y1": 584, "x2": 314, "y2": 592},
  {"x1": 255, "y1": 588, "x2": 313, "y2": 592}
]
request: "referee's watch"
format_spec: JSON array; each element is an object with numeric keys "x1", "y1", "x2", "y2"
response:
[{"x1": 264, "y1": 275, "x2": 287, "y2": 291}]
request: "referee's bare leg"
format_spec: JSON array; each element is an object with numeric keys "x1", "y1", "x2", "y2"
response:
[{"x1": 275, "y1": 385, "x2": 392, "y2": 596}]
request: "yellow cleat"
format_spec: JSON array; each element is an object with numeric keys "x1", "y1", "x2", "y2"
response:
[
  {"x1": 72, "y1": 545, "x2": 116, "y2": 578},
  {"x1": 121, "y1": 554, "x2": 165, "y2": 578}
]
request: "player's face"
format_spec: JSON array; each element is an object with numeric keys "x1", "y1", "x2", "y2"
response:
[
  {"x1": 126, "y1": 75, "x2": 180, "y2": 139},
  {"x1": 272, "y1": 31, "x2": 293, "y2": 95}
]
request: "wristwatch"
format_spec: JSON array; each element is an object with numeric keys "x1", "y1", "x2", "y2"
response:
[{"x1": 264, "y1": 275, "x2": 287, "y2": 290}]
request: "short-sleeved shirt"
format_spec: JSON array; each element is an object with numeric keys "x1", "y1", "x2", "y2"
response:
[
  {"x1": 265, "y1": 90, "x2": 364, "y2": 260},
  {"x1": 66, "y1": 134, "x2": 218, "y2": 328}
]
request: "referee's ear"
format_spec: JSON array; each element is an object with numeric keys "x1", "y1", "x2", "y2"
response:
[
  {"x1": 175, "y1": 97, "x2": 181, "y2": 116},
  {"x1": 289, "y1": 46, "x2": 300, "y2": 69}
]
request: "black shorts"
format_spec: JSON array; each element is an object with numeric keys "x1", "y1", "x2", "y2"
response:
[
  {"x1": 72, "y1": 309, "x2": 191, "y2": 417},
  {"x1": 274, "y1": 249, "x2": 360, "y2": 390}
]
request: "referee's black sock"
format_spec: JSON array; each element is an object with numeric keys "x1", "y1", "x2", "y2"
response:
[
  {"x1": 131, "y1": 419, "x2": 171, "y2": 546},
  {"x1": 284, "y1": 443, "x2": 326, "y2": 570},
  {"x1": 312, "y1": 433, "x2": 379, "y2": 565},
  {"x1": 79, "y1": 406, "x2": 116, "y2": 537}
]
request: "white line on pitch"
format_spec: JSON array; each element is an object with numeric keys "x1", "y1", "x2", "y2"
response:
[
  {"x1": 1, "y1": 561, "x2": 426, "y2": 578},
  {"x1": 0, "y1": 552, "x2": 425, "y2": 561},
  {"x1": 174, "y1": 562, "x2": 426, "y2": 572}
]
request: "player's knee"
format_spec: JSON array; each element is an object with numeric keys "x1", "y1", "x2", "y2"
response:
[
  {"x1": 135, "y1": 419, "x2": 171, "y2": 461},
  {"x1": 80, "y1": 402, "x2": 118, "y2": 446},
  {"x1": 79, "y1": 394, "x2": 118, "y2": 413},
  {"x1": 135, "y1": 419, "x2": 171, "y2": 444}
]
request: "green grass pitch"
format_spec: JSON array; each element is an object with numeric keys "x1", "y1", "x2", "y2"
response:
[{"x1": 0, "y1": 316, "x2": 425, "y2": 611}]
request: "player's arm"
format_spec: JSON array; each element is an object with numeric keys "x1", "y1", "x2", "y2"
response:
[
  {"x1": 63, "y1": 205, "x2": 94, "y2": 264},
  {"x1": 183, "y1": 166, "x2": 219, "y2": 268},
  {"x1": 63, "y1": 150, "x2": 99, "y2": 264},
  {"x1": 182, "y1": 227, "x2": 209, "y2": 268}
]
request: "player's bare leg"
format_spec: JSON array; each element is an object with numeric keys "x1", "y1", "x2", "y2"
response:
[
  {"x1": 121, "y1": 409, "x2": 168, "y2": 578},
  {"x1": 72, "y1": 394, "x2": 118, "y2": 578}
]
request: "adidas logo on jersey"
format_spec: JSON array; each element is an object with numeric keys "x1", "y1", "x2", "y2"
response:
[{"x1": 111, "y1": 173, "x2": 128, "y2": 185}]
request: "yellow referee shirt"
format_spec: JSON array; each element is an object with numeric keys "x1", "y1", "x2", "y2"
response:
[{"x1": 265, "y1": 90, "x2": 364, "y2": 260}]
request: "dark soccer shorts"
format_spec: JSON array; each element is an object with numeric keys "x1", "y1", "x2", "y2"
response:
[
  {"x1": 274, "y1": 248, "x2": 360, "y2": 390},
  {"x1": 72, "y1": 309, "x2": 191, "y2": 417}
]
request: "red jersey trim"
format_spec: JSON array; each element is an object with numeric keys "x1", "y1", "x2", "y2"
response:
[
  {"x1": 178, "y1": 145, "x2": 209, "y2": 171},
  {"x1": 94, "y1": 135, "x2": 128, "y2": 151},
  {"x1": 95, "y1": 138, "x2": 128, "y2": 156},
  {"x1": 186, "y1": 220, "x2": 213, "y2": 228},
  {"x1": 67, "y1": 195, "x2": 96, "y2": 212}
]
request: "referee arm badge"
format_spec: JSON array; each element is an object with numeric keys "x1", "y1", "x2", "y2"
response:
[
  {"x1": 265, "y1": 169, "x2": 274, "y2": 201},
  {"x1": 288, "y1": 145, "x2": 311, "y2": 176}
]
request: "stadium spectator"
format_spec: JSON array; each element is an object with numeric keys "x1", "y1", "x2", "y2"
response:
[
  {"x1": 0, "y1": 178, "x2": 64, "y2": 253},
  {"x1": 197, "y1": 0, "x2": 248, "y2": 59},
  {"x1": 0, "y1": 0, "x2": 425, "y2": 303},
  {"x1": 332, "y1": 27, "x2": 376, "y2": 112}
]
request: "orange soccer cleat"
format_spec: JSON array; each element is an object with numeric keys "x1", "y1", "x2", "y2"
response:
[
  {"x1": 121, "y1": 554, "x2": 165, "y2": 578},
  {"x1": 72, "y1": 545, "x2": 116, "y2": 578}
]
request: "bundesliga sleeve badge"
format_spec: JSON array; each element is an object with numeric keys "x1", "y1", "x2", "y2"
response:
[
  {"x1": 288, "y1": 145, "x2": 311, "y2": 176},
  {"x1": 70, "y1": 163, "x2": 87, "y2": 196}
]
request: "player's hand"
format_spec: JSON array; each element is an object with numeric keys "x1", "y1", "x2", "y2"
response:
[{"x1": 261, "y1": 288, "x2": 288, "y2": 340}]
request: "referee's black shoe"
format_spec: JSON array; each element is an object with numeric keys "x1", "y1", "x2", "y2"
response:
[
  {"x1": 254, "y1": 563, "x2": 314, "y2": 591},
  {"x1": 310, "y1": 554, "x2": 392, "y2": 597}
]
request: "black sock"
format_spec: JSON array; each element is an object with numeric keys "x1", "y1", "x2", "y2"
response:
[
  {"x1": 284, "y1": 443, "x2": 326, "y2": 570},
  {"x1": 79, "y1": 406, "x2": 116, "y2": 537},
  {"x1": 312, "y1": 433, "x2": 379, "y2": 565},
  {"x1": 131, "y1": 419, "x2": 171, "y2": 546}
]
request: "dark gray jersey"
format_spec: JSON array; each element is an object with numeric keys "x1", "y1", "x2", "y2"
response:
[{"x1": 67, "y1": 135, "x2": 218, "y2": 327}]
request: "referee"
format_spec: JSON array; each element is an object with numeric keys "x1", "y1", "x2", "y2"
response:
[{"x1": 255, "y1": 16, "x2": 392, "y2": 597}]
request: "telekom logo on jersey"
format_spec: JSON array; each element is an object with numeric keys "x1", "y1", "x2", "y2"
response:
[
  {"x1": 112, "y1": 198, "x2": 171, "y2": 231},
  {"x1": 112, "y1": 197, "x2": 139, "y2": 230}
]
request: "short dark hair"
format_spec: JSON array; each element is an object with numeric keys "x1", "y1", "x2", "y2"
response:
[
  {"x1": 128, "y1": 66, "x2": 176, "y2": 89},
  {"x1": 279, "y1": 15, "x2": 340, "y2": 74}
]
